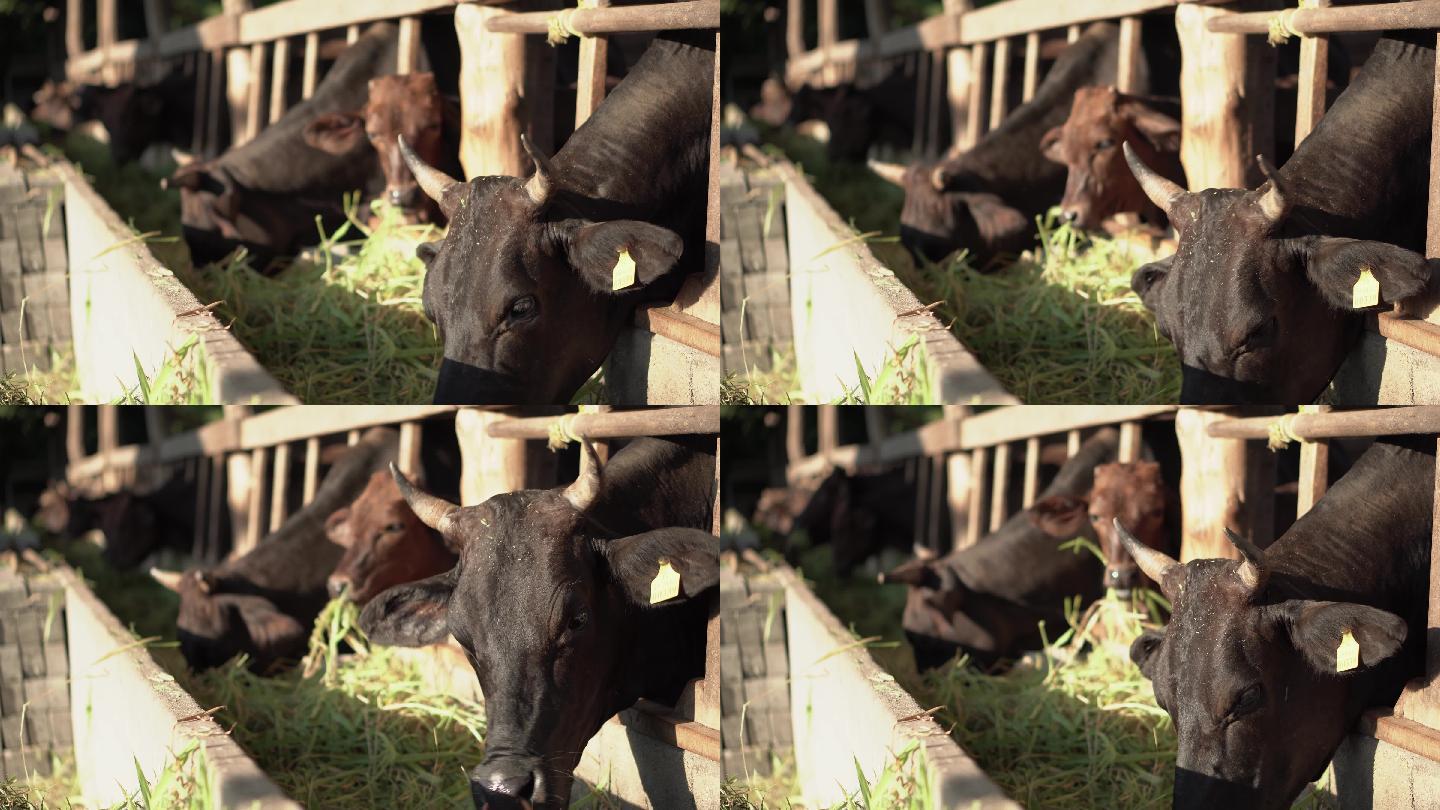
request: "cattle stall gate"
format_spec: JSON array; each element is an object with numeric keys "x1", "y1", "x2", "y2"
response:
[
  {"x1": 770, "y1": 0, "x2": 1440, "y2": 404},
  {"x1": 754, "y1": 403, "x2": 1440, "y2": 807},
  {"x1": 720, "y1": 146, "x2": 1014, "y2": 403},
  {"x1": 59, "y1": 0, "x2": 722, "y2": 404},
  {"x1": 58, "y1": 404, "x2": 721, "y2": 808}
]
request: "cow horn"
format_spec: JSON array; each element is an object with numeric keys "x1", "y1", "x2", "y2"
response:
[
  {"x1": 563, "y1": 438, "x2": 601, "y2": 511},
  {"x1": 1224, "y1": 527, "x2": 1269, "y2": 593},
  {"x1": 150, "y1": 568, "x2": 183, "y2": 592},
  {"x1": 521, "y1": 133, "x2": 556, "y2": 206},
  {"x1": 397, "y1": 135, "x2": 460, "y2": 216},
  {"x1": 1254, "y1": 154, "x2": 1289, "y2": 224},
  {"x1": 1113, "y1": 518, "x2": 1183, "y2": 600},
  {"x1": 390, "y1": 462, "x2": 458, "y2": 532},
  {"x1": 867, "y1": 160, "x2": 905, "y2": 186},
  {"x1": 1123, "y1": 142, "x2": 1184, "y2": 217}
]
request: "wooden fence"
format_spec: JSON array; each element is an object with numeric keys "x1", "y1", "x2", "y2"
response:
[
  {"x1": 58, "y1": 403, "x2": 722, "y2": 805},
  {"x1": 60, "y1": 0, "x2": 723, "y2": 402},
  {"x1": 780, "y1": 403, "x2": 1440, "y2": 790}
]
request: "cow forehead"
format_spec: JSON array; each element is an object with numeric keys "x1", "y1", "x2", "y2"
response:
[{"x1": 451, "y1": 491, "x2": 588, "y2": 564}]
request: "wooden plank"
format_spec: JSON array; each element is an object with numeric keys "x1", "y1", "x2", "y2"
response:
[
  {"x1": 943, "y1": 0, "x2": 973, "y2": 150},
  {"x1": 786, "y1": 419, "x2": 964, "y2": 481},
  {"x1": 989, "y1": 37, "x2": 1010, "y2": 130},
  {"x1": 1176, "y1": 409, "x2": 1261, "y2": 563},
  {"x1": 967, "y1": 41, "x2": 988, "y2": 143},
  {"x1": 575, "y1": 0, "x2": 610, "y2": 127},
  {"x1": 487, "y1": 406, "x2": 720, "y2": 440},
  {"x1": 269, "y1": 36, "x2": 289, "y2": 124},
  {"x1": 397, "y1": 16, "x2": 421, "y2": 74},
  {"x1": 302, "y1": 436, "x2": 320, "y2": 505},
  {"x1": 1021, "y1": 31, "x2": 1039, "y2": 102},
  {"x1": 818, "y1": 0, "x2": 838, "y2": 50},
  {"x1": 398, "y1": 422, "x2": 422, "y2": 477},
  {"x1": 961, "y1": 0, "x2": 1178, "y2": 45},
  {"x1": 98, "y1": 0, "x2": 117, "y2": 47},
  {"x1": 301, "y1": 31, "x2": 318, "y2": 99},
  {"x1": 988, "y1": 442, "x2": 1010, "y2": 533},
  {"x1": 1117, "y1": 16, "x2": 1142, "y2": 93},
  {"x1": 245, "y1": 42, "x2": 266, "y2": 143},
  {"x1": 1118, "y1": 421, "x2": 1142, "y2": 463},
  {"x1": 1294, "y1": 0, "x2": 1330, "y2": 145},
  {"x1": 1296, "y1": 436, "x2": 1329, "y2": 518},
  {"x1": 960, "y1": 406, "x2": 1176, "y2": 450},
  {"x1": 966, "y1": 445, "x2": 988, "y2": 546},
  {"x1": 1022, "y1": 436, "x2": 1040, "y2": 507},
  {"x1": 456, "y1": 3, "x2": 528, "y2": 179},
  {"x1": 947, "y1": 452, "x2": 971, "y2": 550},
  {"x1": 269, "y1": 441, "x2": 289, "y2": 532},
  {"x1": 457, "y1": 410, "x2": 528, "y2": 506},
  {"x1": 239, "y1": 0, "x2": 463, "y2": 44},
  {"x1": 239, "y1": 406, "x2": 457, "y2": 449},
  {"x1": 482, "y1": 1, "x2": 719, "y2": 37}
]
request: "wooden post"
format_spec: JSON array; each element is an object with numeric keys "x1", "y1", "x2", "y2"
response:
[
  {"x1": 142, "y1": 0, "x2": 168, "y2": 39},
  {"x1": 66, "y1": 405, "x2": 85, "y2": 462},
  {"x1": 302, "y1": 32, "x2": 319, "y2": 100},
  {"x1": 223, "y1": 0, "x2": 254, "y2": 147},
  {"x1": 575, "y1": 2, "x2": 610, "y2": 128},
  {"x1": 966, "y1": 445, "x2": 988, "y2": 546},
  {"x1": 1393, "y1": 436, "x2": 1440, "y2": 731},
  {"x1": 911, "y1": 51, "x2": 931, "y2": 157},
  {"x1": 1067, "y1": 429, "x2": 1081, "y2": 458},
  {"x1": 967, "y1": 41, "x2": 988, "y2": 145},
  {"x1": 347, "y1": 25, "x2": 360, "y2": 45},
  {"x1": 269, "y1": 442, "x2": 290, "y2": 532},
  {"x1": 245, "y1": 42, "x2": 267, "y2": 143},
  {"x1": 1067, "y1": 24, "x2": 1081, "y2": 43},
  {"x1": 927, "y1": 50, "x2": 945, "y2": 158},
  {"x1": 943, "y1": 0, "x2": 973, "y2": 151},
  {"x1": 398, "y1": 16, "x2": 422, "y2": 74},
  {"x1": 205, "y1": 48, "x2": 224, "y2": 158},
  {"x1": 989, "y1": 442, "x2": 1010, "y2": 532},
  {"x1": 1022, "y1": 436, "x2": 1040, "y2": 507},
  {"x1": 927, "y1": 455, "x2": 945, "y2": 553},
  {"x1": 1118, "y1": 421, "x2": 1142, "y2": 464},
  {"x1": 456, "y1": 410, "x2": 528, "y2": 506},
  {"x1": 786, "y1": 405, "x2": 805, "y2": 464},
  {"x1": 269, "y1": 37, "x2": 289, "y2": 124},
  {"x1": 97, "y1": 0, "x2": 116, "y2": 83},
  {"x1": 786, "y1": 0, "x2": 804, "y2": 58},
  {"x1": 246, "y1": 446, "x2": 269, "y2": 551},
  {"x1": 1294, "y1": 1, "x2": 1330, "y2": 146},
  {"x1": 65, "y1": 0, "x2": 82, "y2": 58},
  {"x1": 192, "y1": 52, "x2": 210, "y2": 155},
  {"x1": 947, "y1": 452, "x2": 971, "y2": 550},
  {"x1": 1175, "y1": 409, "x2": 1275, "y2": 562},
  {"x1": 817, "y1": 405, "x2": 838, "y2": 458},
  {"x1": 97, "y1": 405, "x2": 117, "y2": 455},
  {"x1": 208, "y1": 455, "x2": 225, "y2": 563},
  {"x1": 1177, "y1": 3, "x2": 1261, "y2": 190},
  {"x1": 863, "y1": 0, "x2": 889, "y2": 38},
  {"x1": 303, "y1": 436, "x2": 320, "y2": 505},
  {"x1": 1117, "y1": 17, "x2": 1142, "y2": 94},
  {"x1": 913, "y1": 457, "x2": 930, "y2": 552},
  {"x1": 398, "y1": 422, "x2": 423, "y2": 478},
  {"x1": 862, "y1": 407, "x2": 888, "y2": 444},
  {"x1": 1021, "y1": 31, "x2": 1040, "y2": 102},
  {"x1": 192, "y1": 455, "x2": 210, "y2": 559},
  {"x1": 347, "y1": 430, "x2": 360, "y2": 446},
  {"x1": 989, "y1": 37, "x2": 1010, "y2": 131},
  {"x1": 455, "y1": 4, "x2": 527, "y2": 179}
]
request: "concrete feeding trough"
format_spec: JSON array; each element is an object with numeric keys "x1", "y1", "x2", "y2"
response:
[{"x1": 721, "y1": 559, "x2": 1018, "y2": 808}]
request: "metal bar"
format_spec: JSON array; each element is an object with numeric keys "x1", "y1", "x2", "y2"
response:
[
  {"x1": 486, "y1": 407, "x2": 720, "y2": 440},
  {"x1": 1207, "y1": 407, "x2": 1440, "y2": 440},
  {"x1": 269, "y1": 442, "x2": 290, "y2": 532},
  {"x1": 484, "y1": 1, "x2": 719, "y2": 36},
  {"x1": 1022, "y1": 436, "x2": 1040, "y2": 507}
]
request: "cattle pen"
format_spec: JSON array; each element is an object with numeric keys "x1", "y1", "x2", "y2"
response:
[
  {"x1": 725, "y1": 0, "x2": 1440, "y2": 404},
  {"x1": 22, "y1": 0, "x2": 723, "y2": 404},
  {"x1": 9, "y1": 403, "x2": 720, "y2": 808},
  {"x1": 720, "y1": 404, "x2": 1440, "y2": 808}
]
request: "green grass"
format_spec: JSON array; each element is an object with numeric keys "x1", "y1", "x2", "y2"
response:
[{"x1": 755, "y1": 126, "x2": 1182, "y2": 404}]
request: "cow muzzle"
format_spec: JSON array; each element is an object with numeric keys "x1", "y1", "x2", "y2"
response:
[
  {"x1": 1179, "y1": 365, "x2": 1272, "y2": 405},
  {"x1": 387, "y1": 184, "x2": 420, "y2": 209},
  {"x1": 1106, "y1": 563, "x2": 1141, "y2": 595},
  {"x1": 434, "y1": 359, "x2": 531, "y2": 405},
  {"x1": 326, "y1": 575, "x2": 352, "y2": 600},
  {"x1": 471, "y1": 760, "x2": 545, "y2": 810}
]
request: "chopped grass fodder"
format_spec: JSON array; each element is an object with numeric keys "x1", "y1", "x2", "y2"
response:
[{"x1": 179, "y1": 198, "x2": 442, "y2": 403}]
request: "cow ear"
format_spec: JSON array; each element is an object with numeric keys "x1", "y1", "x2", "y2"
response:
[
  {"x1": 1122, "y1": 102, "x2": 1182, "y2": 153},
  {"x1": 1130, "y1": 628, "x2": 1165, "y2": 679},
  {"x1": 325, "y1": 507, "x2": 353, "y2": 547},
  {"x1": 1040, "y1": 126, "x2": 1065, "y2": 163},
  {"x1": 603, "y1": 528, "x2": 717, "y2": 607},
  {"x1": 1028, "y1": 494, "x2": 1090, "y2": 538},
  {"x1": 563, "y1": 220, "x2": 686, "y2": 295},
  {"x1": 240, "y1": 603, "x2": 307, "y2": 657},
  {"x1": 303, "y1": 111, "x2": 366, "y2": 155},
  {"x1": 1299, "y1": 237, "x2": 1435, "y2": 311},
  {"x1": 1273, "y1": 599, "x2": 1408, "y2": 676},
  {"x1": 1131, "y1": 255, "x2": 1172, "y2": 311},
  {"x1": 358, "y1": 567, "x2": 457, "y2": 646}
]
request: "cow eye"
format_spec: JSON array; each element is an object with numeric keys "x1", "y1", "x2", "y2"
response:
[
  {"x1": 1088, "y1": 513, "x2": 1101, "y2": 524},
  {"x1": 1239, "y1": 317, "x2": 1278, "y2": 353},
  {"x1": 1096, "y1": 138, "x2": 1116, "y2": 150},
  {"x1": 568, "y1": 611, "x2": 589, "y2": 632},
  {"x1": 384, "y1": 522, "x2": 405, "y2": 533},
  {"x1": 508, "y1": 296, "x2": 537, "y2": 321},
  {"x1": 1226, "y1": 684, "x2": 1265, "y2": 722}
]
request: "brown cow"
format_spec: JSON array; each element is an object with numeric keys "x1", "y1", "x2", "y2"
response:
[
  {"x1": 1040, "y1": 86, "x2": 1184, "y2": 230},
  {"x1": 303, "y1": 72, "x2": 458, "y2": 223},
  {"x1": 1028, "y1": 460, "x2": 1171, "y2": 593},
  {"x1": 325, "y1": 470, "x2": 456, "y2": 604}
]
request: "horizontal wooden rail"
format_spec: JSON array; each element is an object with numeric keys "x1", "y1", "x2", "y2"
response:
[
  {"x1": 1208, "y1": 1, "x2": 1440, "y2": 36},
  {"x1": 237, "y1": 405, "x2": 459, "y2": 449},
  {"x1": 483, "y1": 1, "x2": 719, "y2": 36},
  {"x1": 485, "y1": 407, "x2": 719, "y2": 440},
  {"x1": 1207, "y1": 407, "x2": 1440, "y2": 441},
  {"x1": 635, "y1": 305, "x2": 721, "y2": 358},
  {"x1": 1380, "y1": 311, "x2": 1440, "y2": 359}
]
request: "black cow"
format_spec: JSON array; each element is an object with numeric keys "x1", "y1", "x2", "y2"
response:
[
  {"x1": 880, "y1": 428, "x2": 1118, "y2": 670},
  {"x1": 899, "y1": 22, "x2": 1172, "y2": 267},
  {"x1": 359, "y1": 437, "x2": 716, "y2": 808},
  {"x1": 1121, "y1": 437, "x2": 1434, "y2": 809},
  {"x1": 151, "y1": 427, "x2": 397, "y2": 672},
  {"x1": 396, "y1": 34, "x2": 713, "y2": 404},
  {"x1": 1124, "y1": 33, "x2": 1437, "y2": 403},
  {"x1": 167, "y1": 23, "x2": 397, "y2": 269}
]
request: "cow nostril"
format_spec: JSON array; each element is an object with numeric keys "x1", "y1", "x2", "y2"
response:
[
  {"x1": 326, "y1": 577, "x2": 348, "y2": 599},
  {"x1": 1061, "y1": 208, "x2": 1080, "y2": 224},
  {"x1": 481, "y1": 770, "x2": 535, "y2": 799}
]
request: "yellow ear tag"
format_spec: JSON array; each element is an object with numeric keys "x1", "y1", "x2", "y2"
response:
[
  {"x1": 1352, "y1": 268, "x2": 1380, "y2": 309},
  {"x1": 612, "y1": 248, "x2": 637, "y2": 291},
  {"x1": 1336, "y1": 630, "x2": 1360, "y2": 673},
  {"x1": 650, "y1": 558, "x2": 682, "y2": 604}
]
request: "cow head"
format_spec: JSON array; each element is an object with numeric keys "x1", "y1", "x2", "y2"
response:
[
  {"x1": 1118, "y1": 521, "x2": 1408, "y2": 809},
  {"x1": 358, "y1": 446, "x2": 717, "y2": 808},
  {"x1": 150, "y1": 568, "x2": 308, "y2": 672},
  {"x1": 879, "y1": 556, "x2": 1045, "y2": 671},
  {"x1": 35, "y1": 482, "x2": 89, "y2": 536},
  {"x1": 325, "y1": 471, "x2": 455, "y2": 604},
  {"x1": 1040, "y1": 86, "x2": 1182, "y2": 230},
  {"x1": 398, "y1": 136, "x2": 686, "y2": 403},
  {"x1": 1028, "y1": 461, "x2": 1168, "y2": 593},
  {"x1": 899, "y1": 162, "x2": 1030, "y2": 267},
  {"x1": 303, "y1": 73, "x2": 450, "y2": 221},
  {"x1": 1125, "y1": 146, "x2": 1433, "y2": 403}
]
